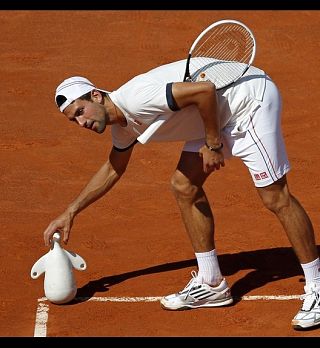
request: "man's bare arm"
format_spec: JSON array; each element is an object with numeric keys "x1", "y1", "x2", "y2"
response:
[
  {"x1": 172, "y1": 81, "x2": 220, "y2": 148},
  {"x1": 43, "y1": 146, "x2": 134, "y2": 246},
  {"x1": 172, "y1": 81, "x2": 224, "y2": 173}
]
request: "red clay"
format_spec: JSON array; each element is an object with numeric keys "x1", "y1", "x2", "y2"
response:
[{"x1": 1, "y1": 10, "x2": 320, "y2": 336}]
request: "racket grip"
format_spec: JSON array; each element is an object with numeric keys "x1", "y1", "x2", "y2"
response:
[{"x1": 137, "y1": 115, "x2": 169, "y2": 144}]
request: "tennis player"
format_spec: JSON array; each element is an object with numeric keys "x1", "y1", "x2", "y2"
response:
[{"x1": 44, "y1": 58, "x2": 320, "y2": 330}]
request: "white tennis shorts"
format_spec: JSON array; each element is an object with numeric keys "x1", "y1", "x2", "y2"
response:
[{"x1": 183, "y1": 77, "x2": 291, "y2": 187}]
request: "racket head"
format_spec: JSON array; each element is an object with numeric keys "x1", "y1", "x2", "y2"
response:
[{"x1": 184, "y1": 19, "x2": 256, "y2": 89}]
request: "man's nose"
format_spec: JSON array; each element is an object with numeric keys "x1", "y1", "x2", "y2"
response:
[{"x1": 75, "y1": 116, "x2": 86, "y2": 127}]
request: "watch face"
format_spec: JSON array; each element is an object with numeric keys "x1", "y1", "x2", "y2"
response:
[{"x1": 206, "y1": 142, "x2": 223, "y2": 151}]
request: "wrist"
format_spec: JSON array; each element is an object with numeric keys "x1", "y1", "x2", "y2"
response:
[
  {"x1": 205, "y1": 142, "x2": 223, "y2": 152},
  {"x1": 66, "y1": 205, "x2": 77, "y2": 218}
]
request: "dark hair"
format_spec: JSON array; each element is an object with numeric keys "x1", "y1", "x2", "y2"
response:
[
  {"x1": 78, "y1": 90, "x2": 107, "y2": 101},
  {"x1": 56, "y1": 95, "x2": 67, "y2": 108}
]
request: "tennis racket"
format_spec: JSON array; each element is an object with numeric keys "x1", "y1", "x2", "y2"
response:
[
  {"x1": 137, "y1": 19, "x2": 256, "y2": 144},
  {"x1": 183, "y1": 19, "x2": 256, "y2": 88}
]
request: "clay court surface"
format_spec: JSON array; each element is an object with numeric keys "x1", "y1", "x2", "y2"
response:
[{"x1": 1, "y1": 10, "x2": 320, "y2": 337}]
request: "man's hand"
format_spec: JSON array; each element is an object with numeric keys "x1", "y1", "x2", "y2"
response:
[
  {"x1": 199, "y1": 146, "x2": 225, "y2": 173},
  {"x1": 43, "y1": 210, "x2": 74, "y2": 246}
]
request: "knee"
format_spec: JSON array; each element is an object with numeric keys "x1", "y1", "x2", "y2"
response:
[
  {"x1": 170, "y1": 172, "x2": 198, "y2": 201},
  {"x1": 261, "y1": 191, "x2": 291, "y2": 214}
]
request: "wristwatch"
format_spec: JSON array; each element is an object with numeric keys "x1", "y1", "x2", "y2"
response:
[{"x1": 205, "y1": 142, "x2": 223, "y2": 152}]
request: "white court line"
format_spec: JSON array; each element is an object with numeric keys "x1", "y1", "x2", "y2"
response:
[
  {"x1": 241, "y1": 295, "x2": 301, "y2": 301},
  {"x1": 34, "y1": 300, "x2": 49, "y2": 337},
  {"x1": 80, "y1": 295, "x2": 302, "y2": 301},
  {"x1": 33, "y1": 294, "x2": 302, "y2": 337}
]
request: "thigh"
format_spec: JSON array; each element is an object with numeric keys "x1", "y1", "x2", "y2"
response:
[{"x1": 224, "y1": 79, "x2": 291, "y2": 188}]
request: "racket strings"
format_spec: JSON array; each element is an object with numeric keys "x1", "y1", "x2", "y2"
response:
[
  {"x1": 188, "y1": 22, "x2": 255, "y2": 89},
  {"x1": 193, "y1": 24, "x2": 253, "y2": 63}
]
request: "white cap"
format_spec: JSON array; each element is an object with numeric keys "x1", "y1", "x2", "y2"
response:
[{"x1": 55, "y1": 76, "x2": 110, "y2": 112}]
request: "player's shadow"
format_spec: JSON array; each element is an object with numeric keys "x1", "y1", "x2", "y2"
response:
[{"x1": 72, "y1": 246, "x2": 319, "y2": 304}]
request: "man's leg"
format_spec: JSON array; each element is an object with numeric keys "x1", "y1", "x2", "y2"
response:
[
  {"x1": 257, "y1": 175, "x2": 320, "y2": 329},
  {"x1": 256, "y1": 175, "x2": 317, "y2": 264},
  {"x1": 160, "y1": 151, "x2": 233, "y2": 311},
  {"x1": 171, "y1": 151, "x2": 214, "y2": 253}
]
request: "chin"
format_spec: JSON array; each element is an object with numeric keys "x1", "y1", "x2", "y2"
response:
[{"x1": 95, "y1": 126, "x2": 106, "y2": 134}]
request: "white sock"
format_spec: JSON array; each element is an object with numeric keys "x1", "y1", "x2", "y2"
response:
[
  {"x1": 301, "y1": 258, "x2": 320, "y2": 286},
  {"x1": 195, "y1": 249, "x2": 223, "y2": 286}
]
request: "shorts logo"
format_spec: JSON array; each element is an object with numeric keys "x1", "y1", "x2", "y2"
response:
[{"x1": 254, "y1": 172, "x2": 268, "y2": 180}]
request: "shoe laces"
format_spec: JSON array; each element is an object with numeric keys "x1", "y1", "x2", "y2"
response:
[
  {"x1": 181, "y1": 270, "x2": 201, "y2": 300},
  {"x1": 301, "y1": 283, "x2": 320, "y2": 311}
]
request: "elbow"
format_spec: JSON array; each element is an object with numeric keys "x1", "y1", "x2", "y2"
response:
[
  {"x1": 204, "y1": 81, "x2": 216, "y2": 94},
  {"x1": 115, "y1": 166, "x2": 127, "y2": 177},
  {"x1": 110, "y1": 162, "x2": 127, "y2": 177},
  {"x1": 197, "y1": 81, "x2": 216, "y2": 105},
  {"x1": 103, "y1": 159, "x2": 127, "y2": 180},
  {"x1": 196, "y1": 81, "x2": 216, "y2": 100}
]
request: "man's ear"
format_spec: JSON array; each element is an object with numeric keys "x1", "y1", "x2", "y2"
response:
[{"x1": 91, "y1": 89, "x2": 103, "y2": 103}]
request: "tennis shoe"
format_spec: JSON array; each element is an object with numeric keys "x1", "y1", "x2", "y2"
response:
[
  {"x1": 292, "y1": 282, "x2": 320, "y2": 330},
  {"x1": 160, "y1": 271, "x2": 233, "y2": 311}
]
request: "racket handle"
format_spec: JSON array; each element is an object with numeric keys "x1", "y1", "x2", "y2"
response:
[{"x1": 137, "y1": 115, "x2": 169, "y2": 144}]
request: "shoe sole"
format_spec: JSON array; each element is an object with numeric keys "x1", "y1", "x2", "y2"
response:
[
  {"x1": 292, "y1": 320, "x2": 320, "y2": 330},
  {"x1": 160, "y1": 297, "x2": 234, "y2": 311}
]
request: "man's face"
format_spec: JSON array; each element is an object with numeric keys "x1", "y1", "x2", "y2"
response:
[{"x1": 63, "y1": 93, "x2": 108, "y2": 133}]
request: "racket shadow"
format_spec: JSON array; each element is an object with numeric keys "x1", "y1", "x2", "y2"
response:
[{"x1": 69, "y1": 246, "x2": 320, "y2": 305}]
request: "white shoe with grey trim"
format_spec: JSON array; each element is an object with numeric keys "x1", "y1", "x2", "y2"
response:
[
  {"x1": 292, "y1": 282, "x2": 320, "y2": 330},
  {"x1": 160, "y1": 271, "x2": 233, "y2": 311}
]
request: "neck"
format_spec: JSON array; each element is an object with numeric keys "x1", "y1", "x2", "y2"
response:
[{"x1": 106, "y1": 94, "x2": 127, "y2": 126}]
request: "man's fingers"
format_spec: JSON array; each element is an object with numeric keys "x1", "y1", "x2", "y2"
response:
[
  {"x1": 204, "y1": 160, "x2": 225, "y2": 173},
  {"x1": 63, "y1": 231, "x2": 69, "y2": 245},
  {"x1": 44, "y1": 225, "x2": 54, "y2": 246},
  {"x1": 46, "y1": 231, "x2": 56, "y2": 246},
  {"x1": 44, "y1": 221, "x2": 61, "y2": 246}
]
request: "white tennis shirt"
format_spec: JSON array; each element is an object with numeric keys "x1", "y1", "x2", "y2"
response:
[{"x1": 109, "y1": 59, "x2": 266, "y2": 149}]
